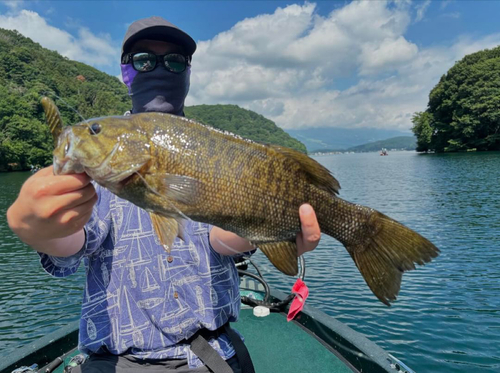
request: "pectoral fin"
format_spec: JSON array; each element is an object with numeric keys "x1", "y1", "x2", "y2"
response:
[
  {"x1": 150, "y1": 213, "x2": 183, "y2": 253},
  {"x1": 161, "y1": 174, "x2": 202, "y2": 205},
  {"x1": 258, "y1": 241, "x2": 298, "y2": 276}
]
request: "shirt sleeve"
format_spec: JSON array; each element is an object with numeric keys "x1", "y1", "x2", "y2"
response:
[{"x1": 38, "y1": 184, "x2": 112, "y2": 278}]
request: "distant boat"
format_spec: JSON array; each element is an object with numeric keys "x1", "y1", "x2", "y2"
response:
[
  {"x1": 30, "y1": 164, "x2": 42, "y2": 173},
  {"x1": 380, "y1": 148, "x2": 389, "y2": 156}
]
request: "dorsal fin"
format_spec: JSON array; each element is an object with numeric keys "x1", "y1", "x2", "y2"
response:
[
  {"x1": 41, "y1": 96, "x2": 64, "y2": 146},
  {"x1": 270, "y1": 145, "x2": 340, "y2": 195}
]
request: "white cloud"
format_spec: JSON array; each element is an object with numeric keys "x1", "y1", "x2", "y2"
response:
[
  {"x1": 415, "y1": 0, "x2": 431, "y2": 22},
  {"x1": 2, "y1": 1, "x2": 23, "y2": 11},
  {"x1": 451, "y1": 34, "x2": 500, "y2": 58},
  {"x1": 190, "y1": 1, "x2": 415, "y2": 102},
  {"x1": 440, "y1": 0, "x2": 453, "y2": 10},
  {"x1": 359, "y1": 36, "x2": 418, "y2": 75},
  {"x1": 186, "y1": 1, "x2": 500, "y2": 131},
  {"x1": 1, "y1": 2, "x2": 496, "y2": 132},
  {"x1": 0, "y1": 9, "x2": 119, "y2": 67}
]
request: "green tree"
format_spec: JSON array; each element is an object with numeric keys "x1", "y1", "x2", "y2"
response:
[
  {"x1": 411, "y1": 111, "x2": 434, "y2": 152},
  {"x1": 0, "y1": 28, "x2": 132, "y2": 170},
  {"x1": 413, "y1": 45, "x2": 500, "y2": 152}
]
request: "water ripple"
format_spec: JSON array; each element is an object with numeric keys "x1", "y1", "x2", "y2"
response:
[
  {"x1": 269, "y1": 152, "x2": 500, "y2": 373},
  {"x1": 1, "y1": 152, "x2": 500, "y2": 372}
]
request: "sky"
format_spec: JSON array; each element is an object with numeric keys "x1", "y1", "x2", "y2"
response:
[{"x1": 1, "y1": 0, "x2": 499, "y2": 132}]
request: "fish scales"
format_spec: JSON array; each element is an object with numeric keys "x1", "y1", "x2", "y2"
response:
[
  {"x1": 45, "y1": 100, "x2": 439, "y2": 306},
  {"x1": 139, "y1": 115, "x2": 310, "y2": 242}
]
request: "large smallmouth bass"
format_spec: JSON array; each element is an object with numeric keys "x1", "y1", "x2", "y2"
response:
[{"x1": 43, "y1": 98, "x2": 439, "y2": 306}]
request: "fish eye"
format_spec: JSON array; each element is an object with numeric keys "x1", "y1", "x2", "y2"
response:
[{"x1": 90, "y1": 123, "x2": 101, "y2": 135}]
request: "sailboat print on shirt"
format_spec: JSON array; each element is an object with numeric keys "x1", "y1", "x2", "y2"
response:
[
  {"x1": 126, "y1": 232, "x2": 154, "y2": 289},
  {"x1": 133, "y1": 329, "x2": 144, "y2": 348},
  {"x1": 120, "y1": 204, "x2": 149, "y2": 239},
  {"x1": 195, "y1": 286, "x2": 206, "y2": 317},
  {"x1": 141, "y1": 267, "x2": 160, "y2": 293},
  {"x1": 101, "y1": 262, "x2": 110, "y2": 288},
  {"x1": 137, "y1": 295, "x2": 166, "y2": 310},
  {"x1": 86, "y1": 318, "x2": 97, "y2": 340},
  {"x1": 120, "y1": 286, "x2": 150, "y2": 348},
  {"x1": 82, "y1": 265, "x2": 108, "y2": 310}
]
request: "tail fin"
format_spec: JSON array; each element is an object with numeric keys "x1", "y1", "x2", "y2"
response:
[{"x1": 345, "y1": 210, "x2": 439, "y2": 306}]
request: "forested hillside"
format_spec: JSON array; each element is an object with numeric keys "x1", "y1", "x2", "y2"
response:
[
  {"x1": 0, "y1": 28, "x2": 131, "y2": 171},
  {"x1": 185, "y1": 105, "x2": 306, "y2": 153},
  {"x1": 412, "y1": 45, "x2": 500, "y2": 152},
  {"x1": 0, "y1": 28, "x2": 305, "y2": 171}
]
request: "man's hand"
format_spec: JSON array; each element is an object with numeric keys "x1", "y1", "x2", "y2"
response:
[
  {"x1": 6, "y1": 166, "x2": 97, "y2": 255},
  {"x1": 296, "y1": 204, "x2": 321, "y2": 256}
]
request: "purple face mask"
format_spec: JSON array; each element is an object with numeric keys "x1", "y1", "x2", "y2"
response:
[{"x1": 121, "y1": 63, "x2": 191, "y2": 116}]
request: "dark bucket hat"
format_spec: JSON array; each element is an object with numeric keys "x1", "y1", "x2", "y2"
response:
[{"x1": 121, "y1": 16, "x2": 197, "y2": 58}]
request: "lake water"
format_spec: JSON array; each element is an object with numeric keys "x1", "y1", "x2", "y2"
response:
[{"x1": 1, "y1": 151, "x2": 499, "y2": 372}]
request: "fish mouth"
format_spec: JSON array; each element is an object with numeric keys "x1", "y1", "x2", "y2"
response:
[
  {"x1": 53, "y1": 130, "x2": 84, "y2": 175},
  {"x1": 53, "y1": 156, "x2": 84, "y2": 175}
]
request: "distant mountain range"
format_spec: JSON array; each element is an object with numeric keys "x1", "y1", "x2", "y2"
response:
[
  {"x1": 285, "y1": 127, "x2": 412, "y2": 152},
  {"x1": 310, "y1": 136, "x2": 416, "y2": 154},
  {"x1": 348, "y1": 136, "x2": 416, "y2": 152}
]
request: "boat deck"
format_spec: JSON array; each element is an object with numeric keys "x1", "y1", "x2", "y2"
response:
[
  {"x1": 46, "y1": 308, "x2": 353, "y2": 373},
  {"x1": 237, "y1": 308, "x2": 353, "y2": 373}
]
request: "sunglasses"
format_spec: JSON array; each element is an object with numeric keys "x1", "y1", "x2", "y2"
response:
[{"x1": 123, "y1": 52, "x2": 190, "y2": 73}]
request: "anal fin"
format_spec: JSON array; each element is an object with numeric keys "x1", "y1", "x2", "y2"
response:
[
  {"x1": 258, "y1": 241, "x2": 298, "y2": 276},
  {"x1": 150, "y1": 213, "x2": 183, "y2": 253}
]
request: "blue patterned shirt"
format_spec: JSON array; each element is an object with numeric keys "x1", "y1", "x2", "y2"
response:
[{"x1": 39, "y1": 185, "x2": 242, "y2": 368}]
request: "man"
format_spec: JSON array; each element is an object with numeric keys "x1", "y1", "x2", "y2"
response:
[{"x1": 7, "y1": 16, "x2": 321, "y2": 372}]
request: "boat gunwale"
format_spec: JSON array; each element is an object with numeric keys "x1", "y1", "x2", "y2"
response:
[{"x1": 0, "y1": 321, "x2": 79, "y2": 373}]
